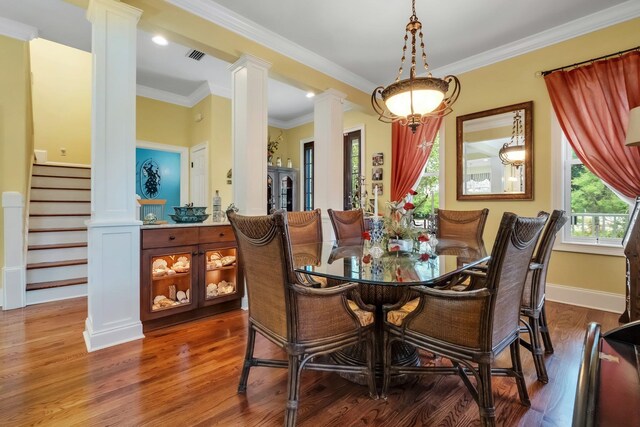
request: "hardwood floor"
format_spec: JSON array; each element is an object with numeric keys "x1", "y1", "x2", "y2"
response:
[{"x1": 0, "y1": 299, "x2": 619, "y2": 426}]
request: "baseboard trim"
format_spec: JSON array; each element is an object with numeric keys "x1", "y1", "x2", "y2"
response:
[
  {"x1": 546, "y1": 283, "x2": 625, "y2": 314},
  {"x1": 26, "y1": 284, "x2": 87, "y2": 306},
  {"x1": 83, "y1": 317, "x2": 144, "y2": 352}
]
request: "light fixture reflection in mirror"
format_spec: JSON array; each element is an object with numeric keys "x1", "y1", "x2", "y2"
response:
[{"x1": 456, "y1": 101, "x2": 533, "y2": 201}]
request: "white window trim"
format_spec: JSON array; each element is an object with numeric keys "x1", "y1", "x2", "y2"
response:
[
  {"x1": 299, "y1": 136, "x2": 314, "y2": 210},
  {"x1": 550, "y1": 114, "x2": 624, "y2": 257}
]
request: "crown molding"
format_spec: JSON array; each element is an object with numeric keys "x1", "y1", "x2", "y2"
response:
[
  {"x1": 0, "y1": 16, "x2": 38, "y2": 41},
  {"x1": 430, "y1": 0, "x2": 640, "y2": 77},
  {"x1": 136, "y1": 84, "x2": 193, "y2": 107},
  {"x1": 188, "y1": 81, "x2": 213, "y2": 106},
  {"x1": 166, "y1": 0, "x2": 377, "y2": 93},
  {"x1": 269, "y1": 102, "x2": 354, "y2": 130}
]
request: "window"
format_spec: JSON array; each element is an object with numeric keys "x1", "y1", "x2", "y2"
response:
[
  {"x1": 303, "y1": 141, "x2": 314, "y2": 211},
  {"x1": 560, "y1": 133, "x2": 629, "y2": 247},
  {"x1": 343, "y1": 130, "x2": 361, "y2": 210},
  {"x1": 413, "y1": 133, "x2": 441, "y2": 219}
]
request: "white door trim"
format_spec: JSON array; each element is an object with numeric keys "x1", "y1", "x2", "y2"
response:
[
  {"x1": 136, "y1": 140, "x2": 189, "y2": 205},
  {"x1": 189, "y1": 142, "x2": 209, "y2": 207}
]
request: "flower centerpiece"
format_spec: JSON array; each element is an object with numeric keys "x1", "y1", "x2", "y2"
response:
[
  {"x1": 267, "y1": 132, "x2": 283, "y2": 165},
  {"x1": 385, "y1": 190, "x2": 431, "y2": 252}
]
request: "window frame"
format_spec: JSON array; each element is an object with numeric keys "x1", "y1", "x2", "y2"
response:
[{"x1": 551, "y1": 114, "x2": 624, "y2": 257}]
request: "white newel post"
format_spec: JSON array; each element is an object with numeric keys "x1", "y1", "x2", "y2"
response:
[
  {"x1": 314, "y1": 89, "x2": 346, "y2": 241},
  {"x1": 229, "y1": 54, "x2": 271, "y2": 310},
  {"x1": 2, "y1": 192, "x2": 26, "y2": 310},
  {"x1": 84, "y1": 0, "x2": 144, "y2": 351}
]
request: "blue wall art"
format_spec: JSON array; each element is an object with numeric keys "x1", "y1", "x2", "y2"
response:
[{"x1": 136, "y1": 147, "x2": 181, "y2": 221}]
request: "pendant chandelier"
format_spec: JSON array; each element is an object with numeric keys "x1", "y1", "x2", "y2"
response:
[
  {"x1": 499, "y1": 110, "x2": 526, "y2": 167},
  {"x1": 371, "y1": 0, "x2": 460, "y2": 134}
]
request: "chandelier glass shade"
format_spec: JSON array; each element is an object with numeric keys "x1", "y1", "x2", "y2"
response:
[
  {"x1": 372, "y1": 0, "x2": 460, "y2": 133},
  {"x1": 498, "y1": 110, "x2": 525, "y2": 167}
]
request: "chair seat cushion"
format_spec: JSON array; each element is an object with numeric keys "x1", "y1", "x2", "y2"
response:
[
  {"x1": 387, "y1": 298, "x2": 421, "y2": 326},
  {"x1": 347, "y1": 300, "x2": 374, "y2": 326}
]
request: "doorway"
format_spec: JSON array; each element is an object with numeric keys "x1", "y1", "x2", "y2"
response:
[
  {"x1": 343, "y1": 129, "x2": 362, "y2": 210},
  {"x1": 190, "y1": 142, "x2": 209, "y2": 207}
]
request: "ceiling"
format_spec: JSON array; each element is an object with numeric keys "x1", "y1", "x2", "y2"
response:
[{"x1": 0, "y1": 0, "x2": 636, "y2": 127}]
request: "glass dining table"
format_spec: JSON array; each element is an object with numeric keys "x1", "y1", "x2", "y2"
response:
[{"x1": 291, "y1": 237, "x2": 490, "y2": 385}]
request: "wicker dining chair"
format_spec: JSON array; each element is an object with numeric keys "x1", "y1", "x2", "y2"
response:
[
  {"x1": 435, "y1": 208, "x2": 489, "y2": 242},
  {"x1": 287, "y1": 209, "x2": 328, "y2": 287},
  {"x1": 520, "y1": 209, "x2": 567, "y2": 383},
  {"x1": 228, "y1": 210, "x2": 377, "y2": 427},
  {"x1": 327, "y1": 208, "x2": 365, "y2": 241},
  {"x1": 382, "y1": 212, "x2": 547, "y2": 427}
]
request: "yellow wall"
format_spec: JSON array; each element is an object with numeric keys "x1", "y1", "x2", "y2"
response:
[
  {"x1": 209, "y1": 95, "x2": 233, "y2": 209},
  {"x1": 136, "y1": 96, "x2": 191, "y2": 147},
  {"x1": 443, "y1": 18, "x2": 640, "y2": 295},
  {"x1": 283, "y1": 109, "x2": 392, "y2": 208},
  {"x1": 30, "y1": 38, "x2": 91, "y2": 164},
  {"x1": 0, "y1": 35, "x2": 34, "y2": 295}
]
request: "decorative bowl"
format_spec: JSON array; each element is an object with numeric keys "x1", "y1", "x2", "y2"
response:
[
  {"x1": 172, "y1": 206, "x2": 208, "y2": 216},
  {"x1": 169, "y1": 213, "x2": 210, "y2": 223}
]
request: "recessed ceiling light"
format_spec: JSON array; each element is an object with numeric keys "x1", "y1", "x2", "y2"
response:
[
  {"x1": 306, "y1": 92, "x2": 315, "y2": 98},
  {"x1": 152, "y1": 35, "x2": 168, "y2": 46}
]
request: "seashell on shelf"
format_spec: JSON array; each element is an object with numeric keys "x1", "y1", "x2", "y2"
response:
[
  {"x1": 167, "y1": 269, "x2": 176, "y2": 276},
  {"x1": 221, "y1": 256, "x2": 236, "y2": 266},
  {"x1": 186, "y1": 289, "x2": 190, "y2": 301},
  {"x1": 157, "y1": 298, "x2": 175, "y2": 308},
  {"x1": 152, "y1": 304, "x2": 160, "y2": 311},
  {"x1": 152, "y1": 259, "x2": 168, "y2": 270},
  {"x1": 169, "y1": 285, "x2": 177, "y2": 301},
  {"x1": 210, "y1": 252, "x2": 222, "y2": 261},
  {"x1": 152, "y1": 269, "x2": 167, "y2": 278},
  {"x1": 177, "y1": 256, "x2": 189, "y2": 265},
  {"x1": 154, "y1": 295, "x2": 168, "y2": 304},
  {"x1": 176, "y1": 290, "x2": 186, "y2": 302}
]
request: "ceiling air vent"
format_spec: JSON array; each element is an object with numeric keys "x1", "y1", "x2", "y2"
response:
[{"x1": 186, "y1": 49, "x2": 205, "y2": 61}]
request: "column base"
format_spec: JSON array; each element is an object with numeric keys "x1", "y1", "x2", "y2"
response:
[
  {"x1": 2, "y1": 266, "x2": 26, "y2": 310},
  {"x1": 83, "y1": 316, "x2": 144, "y2": 352}
]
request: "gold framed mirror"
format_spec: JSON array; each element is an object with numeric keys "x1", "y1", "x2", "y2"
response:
[{"x1": 456, "y1": 101, "x2": 533, "y2": 200}]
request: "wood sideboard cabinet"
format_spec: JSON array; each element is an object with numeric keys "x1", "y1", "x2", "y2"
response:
[{"x1": 140, "y1": 224, "x2": 243, "y2": 331}]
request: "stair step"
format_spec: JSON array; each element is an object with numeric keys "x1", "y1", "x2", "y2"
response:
[
  {"x1": 30, "y1": 201, "x2": 90, "y2": 215},
  {"x1": 31, "y1": 186, "x2": 91, "y2": 190},
  {"x1": 29, "y1": 216, "x2": 88, "y2": 229},
  {"x1": 31, "y1": 176, "x2": 91, "y2": 189},
  {"x1": 32, "y1": 174, "x2": 90, "y2": 179},
  {"x1": 32, "y1": 164, "x2": 90, "y2": 178},
  {"x1": 29, "y1": 188, "x2": 91, "y2": 202},
  {"x1": 28, "y1": 243, "x2": 87, "y2": 251},
  {"x1": 30, "y1": 213, "x2": 90, "y2": 217},
  {"x1": 26, "y1": 277, "x2": 88, "y2": 291},
  {"x1": 29, "y1": 227, "x2": 87, "y2": 233},
  {"x1": 30, "y1": 200, "x2": 90, "y2": 203},
  {"x1": 27, "y1": 259, "x2": 87, "y2": 270}
]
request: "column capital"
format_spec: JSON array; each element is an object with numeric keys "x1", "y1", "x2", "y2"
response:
[
  {"x1": 87, "y1": 0, "x2": 142, "y2": 24},
  {"x1": 229, "y1": 54, "x2": 272, "y2": 74},
  {"x1": 314, "y1": 88, "x2": 347, "y2": 103}
]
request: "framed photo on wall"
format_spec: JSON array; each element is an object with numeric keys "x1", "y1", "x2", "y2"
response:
[
  {"x1": 372, "y1": 183, "x2": 383, "y2": 195},
  {"x1": 373, "y1": 152, "x2": 384, "y2": 166},
  {"x1": 372, "y1": 167, "x2": 383, "y2": 181}
]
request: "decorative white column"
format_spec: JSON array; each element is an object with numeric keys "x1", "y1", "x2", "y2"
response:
[
  {"x1": 83, "y1": 0, "x2": 144, "y2": 352},
  {"x1": 229, "y1": 54, "x2": 270, "y2": 310},
  {"x1": 229, "y1": 54, "x2": 271, "y2": 216},
  {"x1": 2, "y1": 192, "x2": 26, "y2": 310},
  {"x1": 314, "y1": 89, "x2": 346, "y2": 240}
]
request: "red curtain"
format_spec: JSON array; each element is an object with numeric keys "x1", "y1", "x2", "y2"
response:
[
  {"x1": 544, "y1": 51, "x2": 640, "y2": 198},
  {"x1": 390, "y1": 118, "x2": 442, "y2": 201}
]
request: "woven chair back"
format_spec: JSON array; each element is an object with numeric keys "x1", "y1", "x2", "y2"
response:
[
  {"x1": 436, "y1": 208, "x2": 489, "y2": 242},
  {"x1": 327, "y1": 209, "x2": 365, "y2": 241},
  {"x1": 227, "y1": 211, "x2": 291, "y2": 340},
  {"x1": 522, "y1": 210, "x2": 568, "y2": 309},
  {"x1": 287, "y1": 209, "x2": 322, "y2": 244},
  {"x1": 485, "y1": 213, "x2": 547, "y2": 348}
]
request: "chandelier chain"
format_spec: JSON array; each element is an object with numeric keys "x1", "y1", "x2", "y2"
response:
[{"x1": 396, "y1": 34, "x2": 409, "y2": 82}]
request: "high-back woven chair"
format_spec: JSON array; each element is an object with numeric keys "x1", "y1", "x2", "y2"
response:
[
  {"x1": 520, "y1": 209, "x2": 567, "y2": 383},
  {"x1": 287, "y1": 209, "x2": 326, "y2": 287},
  {"x1": 382, "y1": 212, "x2": 546, "y2": 427},
  {"x1": 228, "y1": 210, "x2": 376, "y2": 427},
  {"x1": 327, "y1": 209, "x2": 365, "y2": 241},
  {"x1": 436, "y1": 208, "x2": 489, "y2": 242}
]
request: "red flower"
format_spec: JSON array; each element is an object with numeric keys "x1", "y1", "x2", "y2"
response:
[
  {"x1": 409, "y1": 189, "x2": 418, "y2": 196},
  {"x1": 403, "y1": 202, "x2": 415, "y2": 210},
  {"x1": 389, "y1": 245, "x2": 400, "y2": 252},
  {"x1": 362, "y1": 231, "x2": 371, "y2": 241},
  {"x1": 419, "y1": 253, "x2": 430, "y2": 261},
  {"x1": 362, "y1": 254, "x2": 372, "y2": 264},
  {"x1": 418, "y1": 234, "x2": 430, "y2": 242}
]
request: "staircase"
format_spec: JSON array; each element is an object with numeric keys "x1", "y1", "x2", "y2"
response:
[{"x1": 26, "y1": 164, "x2": 90, "y2": 305}]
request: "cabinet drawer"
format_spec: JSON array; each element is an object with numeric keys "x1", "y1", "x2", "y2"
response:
[
  {"x1": 142, "y1": 228, "x2": 199, "y2": 249},
  {"x1": 199, "y1": 225, "x2": 234, "y2": 243}
]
